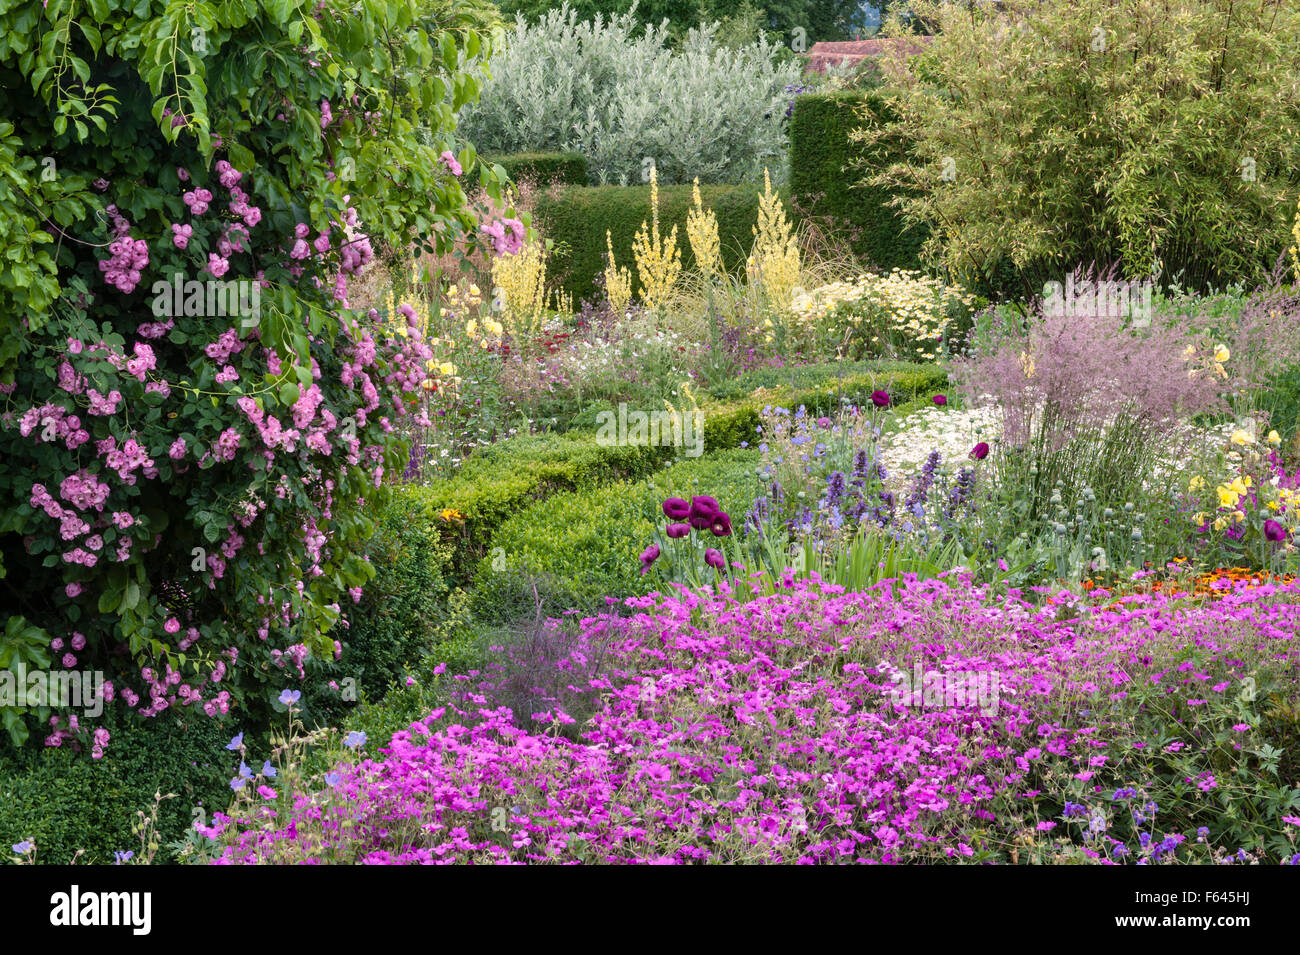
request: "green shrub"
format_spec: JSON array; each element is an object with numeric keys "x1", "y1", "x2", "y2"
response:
[
  {"x1": 335, "y1": 487, "x2": 457, "y2": 703},
  {"x1": 535, "y1": 182, "x2": 766, "y2": 304},
  {"x1": 457, "y1": 6, "x2": 799, "y2": 187},
  {"x1": 867, "y1": 0, "x2": 1300, "y2": 296},
  {"x1": 473, "y1": 449, "x2": 761, "y2": 617},
  {"x1": 485, "y1": 151, "x2": 589, "y2": 186},
  {"x1": 0, "y1": 710, "x2": 230, "y2": 864},
  {"x1": 787, "y1": 91, "x2": 926, "y2": 270}
]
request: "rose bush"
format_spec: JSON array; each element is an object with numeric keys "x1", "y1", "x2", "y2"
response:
[{"x1": 0, "y1": 0, "x2": 509, "y2": 749}]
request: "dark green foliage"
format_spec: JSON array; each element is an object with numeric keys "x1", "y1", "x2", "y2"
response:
[
  {"x1": 787, "y1": 91, "x2": 925, "y2": 269},
  {"x1": 0, "y1": 710, "x2": 231, "y2": 865},
  {"x1": 337, "y1": 489, "x2": 456, "y2": 702},
  {"x1": 485, "y1": 151, "x2": 589, "y2": 186},
  {"x1": 534, "y1": 182, "x2": 767, "y2": 304}
]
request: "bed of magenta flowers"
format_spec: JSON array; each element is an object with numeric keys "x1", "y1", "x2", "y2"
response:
[{"x1": 203, "y1": 572, "x2": 1300, "y2": 864}]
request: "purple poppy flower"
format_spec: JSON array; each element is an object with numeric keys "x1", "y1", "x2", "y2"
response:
[
  {"x1": 710, "y1": 512, "x2": 732, "y2": 537},
  {"x1": 970, "y1": 442, "x2": 990, "y2": 460},
  {"x1": 666, "y1": 522, "x2": 691, "y2": 539},
  {"x1": 688, "y1": 495, "x2": 720, "y2": 530},
  {"x1": 870, "y1": 390, "x2": 890, "y2": 408},
  {"x1": 639, "y1": 543, "x2": 660, "y2": 575},
  {"x1": 663, "y1": 497, "x2": 690, "y2": 520},
  {"x1": 933, "y1": 394, "x2": 947, "y2": 406},
  {"x1": 704, "y1": 548, "x2": 725, "y2": 570},
  {"x1": 1265, "y1": 518, "x2": 1287, "y2": 542}
]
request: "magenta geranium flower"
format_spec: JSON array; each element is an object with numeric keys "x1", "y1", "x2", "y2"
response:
[
  {"x1": 970, "y1": 442, "x2": 990, "y2": 460},
  {"x1": 663, "y1": 497, "x2": 690, "y2": 520},
  {"x1": 870, "y1": 390, "x2": 890, "y2": 408}
]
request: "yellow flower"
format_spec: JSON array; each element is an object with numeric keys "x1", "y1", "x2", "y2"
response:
[
  {"x1": 1192, "y1": 512, "x2": 1208, "y2": 525},
  {"x1": 1213, "y1": 344, "x2": 1230, "y2": 363},
  {"x1": 1188, "y1": 476, "x2": 1205, "y2": 492},
  {"x1": 466, "y1": 319, "x2": 478, "y2": 337},
  {"x1": 1213, "y1": 517, "x2": 1228, "y2": 531},
  {"x1": 1217, "y1": 485, "x2": 1240, "y2": 509},
  {"x1": 631, "y1": 167, "x2": 682, "y2": 310},
  {"x1": 1268, "y1": 430, "x2": 1281, "y2": 445},
  {"x1": 439, "y1": 362, "x2": 456, "y2": 377},
  {"x1": 438, "y1": 508, "x2": 462, "y2": 522},
  {"x1": 1267, "y1": 500, "x2": 1281, "y2": 511},
  {"x1": 1230, "y1": 429, "x2": 1254, "y2": 446}
]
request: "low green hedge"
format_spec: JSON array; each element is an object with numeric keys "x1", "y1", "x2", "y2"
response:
[
  {"x1": 408, "y1": 431, "x2": 682, "y2": 579},
  {"x1": 787, "y1": 91, "x2": 926, "y2": 270},
  {"x1": 535, "y1": 181, "x2": 768, "y2": 305},
  {"x1": 409, "y1": 364, "x2": 947, "y2": 578},
  {"x1": 0, "y1": 710, "x2": 231, "y2": 864},
  {"x1": 472, "y1": 448, "x2": 761, "y2": 619},
  {"x1": 484, "y1": 151, "x2": 589, "y2": 186},
  {"x1": 702, "y1": 364, "x2": 949, "y2": 451}
]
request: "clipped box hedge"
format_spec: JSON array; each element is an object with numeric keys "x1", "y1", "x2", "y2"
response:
[
  {"x1": 406, "y1": 431, "x2": 682, "y2": 580},
  {"x1": 534, "y1": 181, "x2": 769, "y2": 305},
  {"x1": 484, "y1": 151, "x2": 589, "y2": 186},
  {"x1": 407, "y1": 363, "x2": 947, "y2": 581},
  {"x1": 701, "y1": 363, "x2": 949, "y2": 452},
  {"x1": 788, "y1": 91, "x2": 926, "y2": 270},
  {"x1": 471, "y1": 448, "x2": 762, "y2": 619}
]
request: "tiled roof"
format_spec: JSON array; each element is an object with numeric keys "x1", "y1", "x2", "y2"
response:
[{"x1": 804, "y1": 37, "x2": 930, "y2": 74}]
